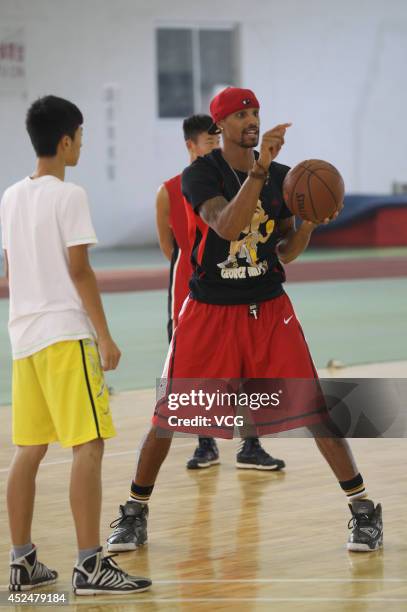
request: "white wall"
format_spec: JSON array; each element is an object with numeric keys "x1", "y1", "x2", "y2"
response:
[{"x1": 1, "y1": 0, "x2": 406, "y2": 246}]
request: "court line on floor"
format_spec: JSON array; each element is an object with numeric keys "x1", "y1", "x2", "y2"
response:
[
  {"x1": 0, "y1": 444, "x2": 196, "y2": 474},
  {"x1": 154, "y1": 578, "x2": 406, "y2": 583}
]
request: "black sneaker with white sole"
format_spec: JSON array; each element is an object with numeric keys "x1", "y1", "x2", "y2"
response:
[
  {"x1": 9, "y1": 546, "x2": 58, "y2": 592},
  {"x1": 186, "y1": 437, "x2": 220, "y2": 469},
  {"x1": 347, "y1": 499, "x2": 383, "y2": 552},
  {"x1": 72, "y1": 549, "x2": 151, "y2": 595},
  {"x1": 107, "y1": 501, "x2": 148, "y2": 552},
  {"x1": 236, "y1": 438, "x2": 285, "y2": 471}
]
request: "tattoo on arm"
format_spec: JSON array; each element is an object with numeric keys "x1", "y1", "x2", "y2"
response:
[{"x1": 199, "y1": 196, "x2": 229, "y2": 226}]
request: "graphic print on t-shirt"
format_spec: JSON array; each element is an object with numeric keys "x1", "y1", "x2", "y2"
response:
[
  {"x1": 217, "y1": 199, "x2": 275, "y2": 278},
  {"x1": 181, "y1": 149, "x2": 293, "y2": 305}
]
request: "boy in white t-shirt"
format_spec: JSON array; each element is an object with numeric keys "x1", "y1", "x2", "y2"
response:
[{"x1": 0, "y1": 95, "x2": 151, "y2": 595}]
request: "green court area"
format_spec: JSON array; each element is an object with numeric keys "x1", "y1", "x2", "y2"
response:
[
  {"x1": 1, "y1": 277, "x2": 406, "y2": 406},
  {"x1": 86, "y1": 246, "x2": 407, "y2": 270},
  {"x1": 3, "y1": 245, "x2": 407, "y2": 272}
]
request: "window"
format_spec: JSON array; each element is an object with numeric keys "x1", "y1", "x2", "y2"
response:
[{"x1": 157, "y1": 26, "x2": 238, "y2": 118}]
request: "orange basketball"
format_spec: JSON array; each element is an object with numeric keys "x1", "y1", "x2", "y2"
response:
[{"x1": 283, "y1": 159, "x2": 345, "y2": 223}]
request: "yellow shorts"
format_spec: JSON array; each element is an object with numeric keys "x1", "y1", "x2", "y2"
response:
[{"x1": 12, "y1": 339, "x2": 116, "y2": 447}]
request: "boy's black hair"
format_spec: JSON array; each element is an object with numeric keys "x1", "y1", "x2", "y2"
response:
[
  {"x1": 182, "y1": 114, "x2": 213, "y2": 142},
  {"x1": 26, "y1": 95, "x2": 83, "y2": 156}
]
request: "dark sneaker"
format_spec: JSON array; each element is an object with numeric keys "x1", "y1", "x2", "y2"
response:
[
  {"x1": 236, "y1": 438, "x2": 285, "y2": 471},
  {"x1": 347, "y1": 499, "x2": 383, "y2": 552},
  {"x1": 186, "y1": 437, "x2": 220, "y2": 469},
  {"x1": 107, "y1": 501, "x2": 148, "y2": 552},
  {"x1": 72, "y1": 549, "x2": 151, "y2": 595},
  {"x1": 9, "y1": 546, "x2": 58, "y2": 592}
]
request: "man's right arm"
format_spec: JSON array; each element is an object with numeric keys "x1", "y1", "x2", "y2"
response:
[
  {"x1": 195, "y1": 123, "x2": 291, "y2": 240},
  {"x1": 155, "y1": 184, "x2": 174, "y2": 261},
  {"x1": 68, "y1": 245, "x2": 121, "y2": 371},
  {"x1": 199, "y1": 176, "x2": 265, "y2": 241}
]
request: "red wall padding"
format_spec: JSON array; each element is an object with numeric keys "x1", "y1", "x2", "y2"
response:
[{"x1": 311, "y1": 207, "x2": 407, "y2": 247}]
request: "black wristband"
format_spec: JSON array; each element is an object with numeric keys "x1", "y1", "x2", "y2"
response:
[
  {"x1": 249, "y1": 169, "x2": 267, "y2": 181},
  {"x1": 254, "y1": 160, "x2": 269, "y2": 174}
]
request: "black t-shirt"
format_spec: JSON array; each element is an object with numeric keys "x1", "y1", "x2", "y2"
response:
[{"x1": 181, "y1": 148, "x2": 292, "y2": 305}]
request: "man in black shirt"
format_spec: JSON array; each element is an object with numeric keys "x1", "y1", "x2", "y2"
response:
[{"x1": 107, "y1": 87, "x2": 383, "y2": 555}]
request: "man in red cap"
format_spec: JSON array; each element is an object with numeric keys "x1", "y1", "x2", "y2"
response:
[
  {"x1": 107, "y1": 87, "x2": 383, "y2": 555},
  {"x1": 156, "y1": 112, "x2": 286, "y2": 471}
]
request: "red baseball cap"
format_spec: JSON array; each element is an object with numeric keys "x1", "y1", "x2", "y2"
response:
[{"x1": 208, "y1": 87, "x2": 260, "y2": 134}]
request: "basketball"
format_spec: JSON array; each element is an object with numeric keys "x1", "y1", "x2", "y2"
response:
[{"x1": 283, "y1": 159, "x2": 345, "y2": 223}]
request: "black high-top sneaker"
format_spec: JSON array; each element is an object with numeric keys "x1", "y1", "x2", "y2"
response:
[
  {"x1": 347, "y1": 499, "x2": 383, "y2": 552},
  {"x1": 72, "y1": 549, "x2": 151, "y2": 595},
  {"x1": 186, "y1": 437, "x2": 220, "y2": 469},
  {"x1": 236, "y1": 438, "x2": 285, "y2": 470},
  {"x1": 107, "y1": 501, "x2": 148, "y2": 552},
  {"x1": 9, "y1": 546, "x2": 58, "y2": 591}
]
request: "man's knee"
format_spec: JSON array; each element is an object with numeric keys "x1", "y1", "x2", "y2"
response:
[
  {"x1": 314, "y1": 436, "x2": 348, "y2": 451},
  {"x1": 72, "y1": 437, "x2": 105, "y2": 458},
  {"x1": 308, "y1": 420, "x2": 343, "y2": 439},
  {"x1": 16, "y1": 444, "x2": 48, "y2": 464},
  {"x1": 148, "y1": 425, "x2": 173, "y2": 443}
]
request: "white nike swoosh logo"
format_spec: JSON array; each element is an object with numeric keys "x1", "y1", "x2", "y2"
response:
[{"x1": 284, "y1": 315, "x2": 294, "y2": 325}]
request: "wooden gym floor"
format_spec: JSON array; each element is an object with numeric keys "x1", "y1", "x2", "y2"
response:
[{"x1": 0, "y1": 379, "x2": 406, "y2": 611}]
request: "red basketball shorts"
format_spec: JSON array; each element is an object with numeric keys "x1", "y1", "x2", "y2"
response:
[{"x1": 154, "y1": 293, "x2": 328, "y2": 437}]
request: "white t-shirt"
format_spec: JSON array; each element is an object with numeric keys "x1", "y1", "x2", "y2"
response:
[{"x1": 0, "y1": 175, "x2": 98, "y2": 359}]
